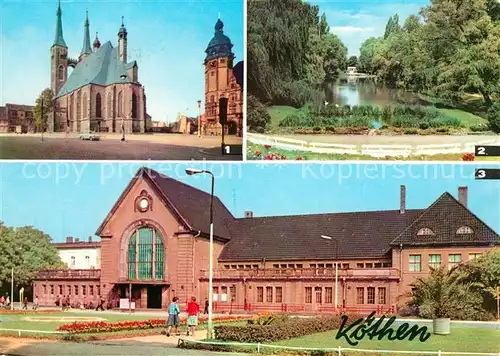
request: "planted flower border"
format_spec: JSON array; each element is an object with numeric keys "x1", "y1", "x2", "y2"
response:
[{"x1": 56, "y1": 315, "x2": 249, "y2": 334}]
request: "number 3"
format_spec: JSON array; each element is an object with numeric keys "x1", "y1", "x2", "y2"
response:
[{"x1": 476, "y1": 170, "x2": 486, "y2": 178}]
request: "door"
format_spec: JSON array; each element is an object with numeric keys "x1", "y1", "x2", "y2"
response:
[
  {"x1": 228, "y1": 121, "x2": 237, "y2": 135},
  {"x1": 147, "y1": 285, "x2": 162, "y2": 309}
]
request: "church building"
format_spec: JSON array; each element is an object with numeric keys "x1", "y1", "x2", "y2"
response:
[
  {"x1": 49, "y1": 1, "x2": 147, "y2": 134},
  {"x1": 204, "y1": 19, "x2": 243, "y2": 137},
  {"x1": 34, "y1": 168, "x2": 499, "y2": 312}
]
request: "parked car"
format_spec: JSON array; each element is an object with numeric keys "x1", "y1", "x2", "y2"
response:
[{"x1": 79, "y1": 131, "x2": 100, "y2": 141}]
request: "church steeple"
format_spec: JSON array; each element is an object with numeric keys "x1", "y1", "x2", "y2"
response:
[
  {"x1": 53, "y1": 0, "x2": 67, "y2": 48},
  {"x1": 80, "y1": 11, "x2": 92, "y2": 60}
]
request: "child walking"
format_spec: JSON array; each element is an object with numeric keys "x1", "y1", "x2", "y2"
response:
[
  {"x1": 186, "y1": 296, "x2": 200, "y2": 336},
  {"x1": 166, "y1": 297, "x2": 180, "y2": 337}
]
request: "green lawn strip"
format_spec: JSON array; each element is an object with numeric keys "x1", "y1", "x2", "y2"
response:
[
  {"x1": 269, "y1": 327, "x2": 500, "y2": 354},
  {"x1": 436, "y1": 108, "x2": 488, "y2": 127},
  {"x1": 267, "y1": 106, "x2": 308, "y2": 128},
  {"x1": 246, "y1": 143, "x2": 495, "y2": 161}
]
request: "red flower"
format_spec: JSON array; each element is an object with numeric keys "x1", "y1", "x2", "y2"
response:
[
  {"x1": 462, "y1": 153, "x2": 475, "y2": 161},
  {"x1": 264, "y1": 145, "x2": 271, "y2": 150},
  {"x1": 296, "y1": 156, "x2": 303, "y2": 160},
  {"x1": 255, "y1": 150, "x2": 262, "y2": 156}
]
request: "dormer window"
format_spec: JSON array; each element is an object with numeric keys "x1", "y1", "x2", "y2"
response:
[
  {"x1": 417, "y1": 228, "x2": 435, "y2": 236},
  {"x1": 457, "y1": 226, "x2": 473, "y2": 234}
]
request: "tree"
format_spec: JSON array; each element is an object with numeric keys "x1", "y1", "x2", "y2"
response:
[
  {"x1": 347, "y1": 56, "x2": 358, "y2": 67},
  {"x1": 487, "y1": 102, "x2": 500, "y2": 133},
  {"x1": 0, "y1": 222, "x2": 65, "y2": 296},
  {"x1": 34, "y1": 88, "x2": 54, "y2": 133},
  {"x1": 485, "y1": 0, "x2": 500, "y2": 21},
  {"x1": 409, "y1": 265, "x2": 489, "y2": 320},
  {"x1": 460, "y1": 250, "x2": 500, "y2": 301},
  {"x1": 247, "y1": 95, "x2": 271, "y2": 133},
  {"x1": 358, "y1": 37, "x2": 380, "y2": 73}
]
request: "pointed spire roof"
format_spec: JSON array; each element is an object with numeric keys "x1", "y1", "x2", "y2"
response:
[
  {"x1": 80, "y1": 10, "x2": 92, "y2": 57},
  {"x1": 53, "y1": 0, "x2": 67, "y2": 48},
  {"x1": 93, "y1": 32, "x2": 101, "y2": 50},
  {"x1": 118, "y1": 16, "x2": 128, "y2": 37}
]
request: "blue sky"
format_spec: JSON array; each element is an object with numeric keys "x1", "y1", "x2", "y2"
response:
[
  {"x1": 1, "y1": 163, "x2": 498, "y2": 242},
  {"x1": 310, "y1": 0, "x2": 429, "y2": 56},
  {"x1": 0, "y1": 0, "x2": 244, "y2": 123}
]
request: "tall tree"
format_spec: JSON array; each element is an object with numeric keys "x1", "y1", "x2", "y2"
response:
[
  {"x1": 0, "y1": 223, "x2": 65, "y2": 296},
  {"x1": 347, "y1": 55, "x2": 358, "y2": 67},
  {"x1": 34, "y1": 88, "x2": 54, "y2": 133}
]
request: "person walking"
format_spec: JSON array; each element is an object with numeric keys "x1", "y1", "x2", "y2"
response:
[
  {"x1": 166, "y1": 297, "x2": 180, "y2": 337},
  {"x1": 5, "y1": 296, "x2": 10, "y2": 307},
  {"x1": 204, "y1": 298, "x2": 209, "y2": 314},
  {"x1": 32, "y1": 296, "x2": 39, "y2": 310},
  {"x1": 186, "y1": 296, "x2": 200, "y2": 336},
  {"x1": 22, "y1": 297, "x2": 28, "y2": 310},
  {"x1": 96, "y1": 296, "x2": 105, "y2": 311}
]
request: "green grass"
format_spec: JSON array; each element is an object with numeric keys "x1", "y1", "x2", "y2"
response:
[
  {"x1": 271, "y1": 327, "x2": 500, "y2": 354},
  {"x1": 246, "y1": 142, "x2": 499, "y2": 161},
  {"x1": 437, "y1": 108, "x2": 488, "y2": 127},
  {"x1": 267, "y1": 105, "x2": 307, "y2": 128}
]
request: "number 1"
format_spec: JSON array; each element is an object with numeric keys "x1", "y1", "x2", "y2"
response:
[{"x1": 224, "y1": 145, "x2": 230, "y2": 154}]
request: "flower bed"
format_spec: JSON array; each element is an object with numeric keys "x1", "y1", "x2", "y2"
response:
[
  {"x1": 215, "y1": 313, "x2": 364, "y2": 343},
  {"x1": 56, "y1": 315, "x2": 248, "y2": 334}
]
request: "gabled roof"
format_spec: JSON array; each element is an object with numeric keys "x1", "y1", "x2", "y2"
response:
[
  {"x1": 95, "y1": 167, "x2": 234, "y2": 240},
  {"x1": 219, "y1": 209, "x2": 424, "y2": 261},
  {"x1": 390, "y1": 193, "x2": 499, "y2": 247},
  {"x1": 56, "y1": 41, "x2": 139, "y2": 98}
]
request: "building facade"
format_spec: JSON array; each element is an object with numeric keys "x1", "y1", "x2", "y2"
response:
[
  {"x1": 54, "y1": 237, "x2": 101, "y2": 270},
  {"x1": 0, "y1": 104, "x2": 35, "y2": 133},
  {"x1": 34, "y1": 169, "x2": 499, "y2": 311},
  {"x1": 204, "y1": 19, "x2": 243, "y2": 137},
  {"x1": 49, "y1": 2, "x2": 147, "y2": 134}
]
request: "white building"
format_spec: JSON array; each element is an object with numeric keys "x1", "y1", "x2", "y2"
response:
[{"x1": 53, "y1": 236, "x2": 101, "y2": 269}]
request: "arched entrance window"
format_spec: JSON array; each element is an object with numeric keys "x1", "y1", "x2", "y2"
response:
[
  {"x1": 117, "y1": 91, "x2": 123, "y2": 117},
  {"x1": 127, "y1": 227, "x2": 164, "y2": 280},
  {"x1": 96, "y1": 93, "x2": 102, "y2": 118},
  {"x1": 131, "y1": 93, "x2": 138, "y2": 118},
  {"x1": 107, "y1": 93, "x2": 112, "y2": 117}
]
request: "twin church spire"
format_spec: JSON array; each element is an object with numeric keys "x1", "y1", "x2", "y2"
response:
[{"x1": 51, "y1": 1, "x2": 127, "y2": 62}]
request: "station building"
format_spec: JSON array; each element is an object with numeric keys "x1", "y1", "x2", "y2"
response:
[{"x1": 34, "y1": 168, "x2": 499, "y2": 312}]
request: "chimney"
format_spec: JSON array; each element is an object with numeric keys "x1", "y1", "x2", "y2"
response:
[
  {"x1": 66, "y1": 236, "x2": 73, "y2": 243},
  {"x1": 244, "y1": 211, "x2": 253, "y2": 218},
  {"x1": 400, "y1": 185, "x2": 406, "y2": 214},
  {"x1": 458, "y1": 186, "x2": 468, "y2": 208},
  {"x1": 88, "y1": 236, "x2": 92, "y2": 243}
]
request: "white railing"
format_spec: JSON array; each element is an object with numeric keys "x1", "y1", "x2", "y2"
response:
[
  {"x1": 247, "y1": 133, "x2": 500, "y2": 158},
  {"x1": 178, "y1": 338, "x2": 500, "y2": 356},
  {"x1": 0, "y1": 328, "x2": 69, "y2": 337}
]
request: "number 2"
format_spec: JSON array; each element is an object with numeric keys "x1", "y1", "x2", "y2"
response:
[
  {"x1": 224, "y1": 145, "x2": 230, "y2": 154},
  {"x1": 477, "y1": 147, "x2": 486, "y2": 155},
  {"x1": 476, "y1": 170, "x2": 486, "y2": 178}
]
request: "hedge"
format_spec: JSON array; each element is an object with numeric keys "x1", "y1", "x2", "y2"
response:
[{"x1": 214, "y1": 313, "x2": 364, "y2": 343}]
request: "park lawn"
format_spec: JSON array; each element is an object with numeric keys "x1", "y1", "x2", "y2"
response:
[
  {"x1": 246, "y1": 143, "x2": 497, "y2": 161},
  {"x1": 271, "y1": 327, "x2": 500, "y2": 354},
  {"x1": 267, "y1": 105, "x2": 307, "y2": 128},
  {"x1": 437, "y1": 108, "x2": 488, "y2": 127}
]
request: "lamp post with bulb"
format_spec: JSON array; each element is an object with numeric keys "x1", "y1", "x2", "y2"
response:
[
  {"x1": 185, "y1": 168, "x2": 214, "y2": 338},
  {"x1": 197, "y1": 100, "x2": 202, "y2": 138}
]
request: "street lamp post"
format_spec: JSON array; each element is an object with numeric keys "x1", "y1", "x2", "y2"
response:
[
  {"x1": 41, "y1": 97, "x2": 44, "y2": 142},
  {"x1": 120, "y1": 74, "x2": 127, "y2": 141},
  {"x1": 185, "y1": 168, "x2": 215, "y2": 339},
  {"x1": 197, "y1": 100, "x2": 202, "y2": 138},
  {"x1": 321, "y1": 235, "x2": 339, "y2": 311},
  {"x1": 10, "y1": 268, "x2": 14, "y2": 310}
]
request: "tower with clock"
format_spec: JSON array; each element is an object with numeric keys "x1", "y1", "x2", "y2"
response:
[{"x1": 203, "y1": 18, "x2": 243, "y2": 137}]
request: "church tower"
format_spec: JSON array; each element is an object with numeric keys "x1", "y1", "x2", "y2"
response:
[
  {"x1": 51, "y1": 0, "x2": 68, "y2": 96},
  {"x1": 79, "y1": 11, "x2": 92, "y2": 62},
  {"x1": 204, "y1": 18, "x2": 235, "y2": 134},
  {"x1": 118, "y1": 17, "x2": 128, "y2": 63}
]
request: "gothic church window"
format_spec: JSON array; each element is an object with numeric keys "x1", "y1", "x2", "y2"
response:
[
  {"x1": 58, "y1": 65, "x2": 64, "y2": 81},
  {"x1": 107, "y1": 93, "x2": 112, "y2": 117},
  {"x1": 76, "y1": 92, "x2": 81, "y2": 121},
  {"x1": 132, "y1": 93, "x2": 138, "y2": 118},
  {"x1": 117, "y1": 91, "x2": 123, "y2": 117},
  {"x1": 82, "y1": 93, "x2": 88, "y2": 118},
  {"x1": 95, "y1": 93, "x2": 102, "y2": 118}
]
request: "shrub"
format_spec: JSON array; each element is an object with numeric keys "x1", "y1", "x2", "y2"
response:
[
  {"x1": 470, "y1": 124, "x2": 490, "y2": 132},
  {"x1": 487, "y1": 101, "x2": 500, "y2": 133},
  {"x1": 404, "y1": 128, "x2": 418, "y2": 134},
  {"x1": 436, "y1": 127, "x2": 449, "y2": 133},
  {"x1": 214, "y1": 314, "x2": 363, "y2": 343},
  {"x1": 382, "y1": 105, "x2": 394, "y2": 125},
  {"x1": 247, "y1": 95, "x2": 271, "y2": 133},
  {"x1": 419, "y1": 122, "x2": 430, "y2": 130}
]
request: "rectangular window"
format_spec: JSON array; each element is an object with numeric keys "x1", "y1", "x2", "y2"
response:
[
  {"x1": 275, "y1": 287, "x2": 283, "y2": 303},
  {"x1": 224, "y1": 265, "x2": 230, "y2": 269},
  {"x1": 342, "y1": 263, "x2": 350, "y2": 269},
  {"x1": 97, "y1": 285, "x2": 100, "y2": 296},
  {"x1": 266, "y1": 286, "x2": 273, "y2": 303},
  {"x1": 305, "y1": 287, "x2": 312, "y2": 304},
  {"x1": 74, "y1": 285, "x2": 79, "y2": 295},
  {"x1": 245, "y1": 265, "x2": 251, "y2": 269},
  {"x1": 71, "y1": 256, "x2": 75, "y2": 266},
  {"x1": 374, "y1": 263, "x2": 382, "y2": 268},
  {"x1": 257, "y1": 287, "x2": 264, "y2": 303},
  {"x1": 383, "y1": 262, "x2": 391, "y2": 267},
  {"x1": 59, "y1": 285, "x2": 63, "y2": 295},
  {"x1": 356, "y1": 287, "x2": 364, "y2": 304},
  {"x1": 231, "y1": 265, "x2": 237, "y2": 269},
  {"x1": 367, "y1": 287, "x2": 375, "y2": 304},
  {"x1": 82, "y1": 285, "x2": 86, "y2": 296},
  {"x1": 409, "y1": 255, "x2": 422, "y2": 272},
  {"x1": 378, "y1": 287, "x2": 387, "y2": 304},
  {"x1": 280, "y1": 264, "x2": 287, "y2": 269},
  {"x1": 252, "y1": 265, "x2": 259, "y2": 269},
  {"x1": 89, "y1": 285, "x2": 94, "y2": 296},
  {"x1": 309, "y1": 264, "x2": 316, "y2": 269},
  {"x1": 448, "y1": 254, "x2": 462, "y2": 269},
  {"x1": 230, "y1": 285, "x2": 236, "y2": 302},
  {"x1": 315, "y1": 287, "x2": 322, "y2": 304},
  {"x1": 469, "y1": 253, "x2": 482, "y2": 261},
  {"x1": 43, "y1": 285, "x2": 47, "y2": 294},
  {"x1": 288, "y1": 264, "x2": 295, "y2": 268},
  {"x1": 220, "y1": 286, "x2": 228, "y2": 302},
  {"x1": 68, "y1": 285, "x2": 72, "y2": 295},
  {"x1": 326, "y1": 263, "x2": 333, "y2": 269},
  {"x1": 357, "y1": 263, "x2": 364, "y2": 268},
  {"x1": 50, "y1": 285, "x2": 54, "y2": 295},
  {"x1": 429, "y1": 254, "x2": 441, "y2": 269},
  {"x1": 273, "y1": 264, "x2": 279, "y2": 269},
  {"x1": 325, "y1": 287, "x2": 333, "y2": 304},
  {"x1": 238, "y1": 265, "x2": 244, "y2": 269},
  {"x1": 296, "y1": 264, "x2": 303, "y2": 269},
  {"x1": 365, "y1": 263, "x2": 373, "y2": 268},
  {"x1": 213, "y1": 286, "x2": 219, "y2": 301}
]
